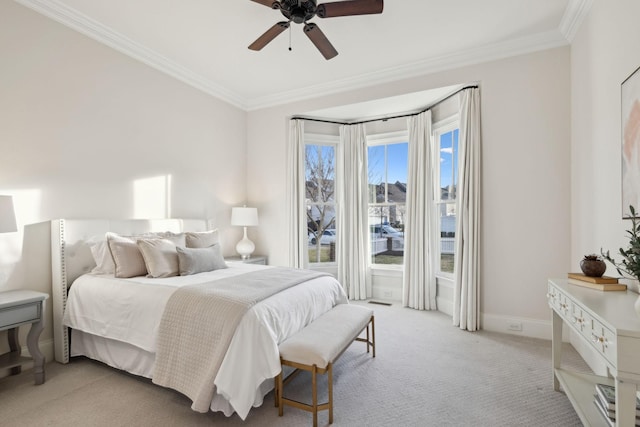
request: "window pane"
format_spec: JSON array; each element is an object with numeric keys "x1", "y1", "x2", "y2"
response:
[
  {"x1": 307, "y1": 204, "x2": 337, "y2": 263},
  {"x1": 439, "y1": 130, "x2": 458, "y2": 201},
  {"x1": 305, "y1": 144, "x2": 337, "y2": 264},
  {"x1": 368, "y1": 141, "x2": 407, "y2": 265},
  {"x1": 368, "y1": 145, "x2": 385, "y2": 203},
  {"x1": 387, "y1": 143, "x2": 408, "y2": 188},
  {"x1": 439, "y1": 203, "x2": 456, "y2": 273},
  {"x1": 305, "y1": 145, "x2": 335, "y2": 203},
  {"x1": 436, "y1": 126, "x2": 459, "y2": 275},
  {"x1": 369, "y1": 207, "x2": 405, "y2": 265}
]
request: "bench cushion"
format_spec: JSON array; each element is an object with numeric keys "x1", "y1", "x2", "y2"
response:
[{"x1": 279, "y1": 304, "x2": 373, "y2": 369}]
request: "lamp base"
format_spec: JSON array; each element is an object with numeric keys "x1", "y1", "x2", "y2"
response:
[{"x1": 236, "y1": 227, "x2": 255, "y2": 260}]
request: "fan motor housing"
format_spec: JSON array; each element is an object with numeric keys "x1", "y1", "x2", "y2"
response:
[{"x1": 280, "y1": 0, "x2": 317, "y2": 24}]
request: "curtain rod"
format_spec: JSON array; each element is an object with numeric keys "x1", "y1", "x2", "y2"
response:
[{"x1": 291, "y1": 84, "x2": 478, "y2": 126}]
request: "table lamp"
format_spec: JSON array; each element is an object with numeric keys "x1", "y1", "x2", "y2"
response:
[{"x1": 231, "y1": 206, "x2": 258, "y2": 259}]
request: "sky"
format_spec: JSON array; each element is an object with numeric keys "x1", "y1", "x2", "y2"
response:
[
  {"x1": 368, "y1": 130, "x2": 459, "y2": 188},
  {"x1": 440, "y1": 129, "x2": 459, "y2": 188},
  {"x1": 368, "y1": 142, "x2": 408, "y2": 184},
  {"x1": 308, "y1": 130, "x2": 459, "y2": 189}
]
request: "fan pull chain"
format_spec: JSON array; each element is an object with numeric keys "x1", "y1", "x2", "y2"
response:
[{"x1": 288, "y1": 25, "x2": 292, "y2": 52}]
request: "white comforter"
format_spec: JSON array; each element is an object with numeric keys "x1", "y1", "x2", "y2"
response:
[{"x1": 63, "y1": 263, "x2": 348, "y2": 419}]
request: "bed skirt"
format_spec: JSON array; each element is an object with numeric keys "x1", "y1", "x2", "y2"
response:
[{"x1": 69, "y1": 329, "x2": 275, "y2": 416}]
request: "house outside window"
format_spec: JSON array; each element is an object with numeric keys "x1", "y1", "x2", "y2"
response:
[
  {"x1": 367, "y1": 131, "x2": 408, "y2": 266},
  {"x1": 305, "y1": 135, "x2": 338, "y2": 264},
  {"x1": 434, "y1": 118, "x2": 459, "y2": 275}
]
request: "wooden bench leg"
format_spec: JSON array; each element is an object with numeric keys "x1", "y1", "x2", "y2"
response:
[
  {"x1": 328, "y1": 362, "x2": 334, "y2": 424},
  {"x1": 278, "y1": 370, "x2": 284, "y2": 416},
  {"x1": 312, "y1": 365, "x2": 318, "y2": 427},
  {"x1": 371, "y1": 315, "x2": 376, "y2": 358},
  {"x1": 366, "y1": 321, "x2": 370, "y2": 354}
]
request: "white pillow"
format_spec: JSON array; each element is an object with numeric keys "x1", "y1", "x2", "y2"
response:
[
  {"x1": 106, "y1": 232, "x2": 148, "y2": 278},
  {"x1": 185, "y1": 229, "x2": 219, "y2": 248},
  {"x1": 88, "y1": 240, "x2": 115, "y2": 274},
  {"x1": 156, "y1": 231, "x2": 186, "y2": 247},
  {"x1": 137, "y1": 238, "x2": 179, "y2": 278},
  {"x1": 177, "y1": 244, "x2": 227, "y2": 276}
]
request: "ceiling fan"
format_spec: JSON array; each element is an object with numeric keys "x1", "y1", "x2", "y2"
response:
[{"x1": 248, "y1": 0, "x2": 384, "y2": 60}]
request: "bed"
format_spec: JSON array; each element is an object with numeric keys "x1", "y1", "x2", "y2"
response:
[{"x1": 50, "y1": 219, "x2": 347, "y2": 419}]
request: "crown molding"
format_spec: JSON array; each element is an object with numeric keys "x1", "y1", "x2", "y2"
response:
[
  {"x1": 14, "y1": 0, "x2": 248, "y2": 110},
  {"x1": 16, "y1": 0, "x2": 589, "y2": 112},
  {"x1": 559, "y1": 0, "x2": 594, "y2": 42},
  {"x1": 246, "y1": 29, "x2": 569, "y2": 110}
]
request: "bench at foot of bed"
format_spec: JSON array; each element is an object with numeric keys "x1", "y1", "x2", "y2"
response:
[{"x1": 275, "y1": 303, "x2": 375, "y2": 427}]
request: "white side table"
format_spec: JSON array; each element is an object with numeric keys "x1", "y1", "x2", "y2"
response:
[
  {"x1": 0, "y1": 290, "x2": 48, "y2": 385},
  {"x1": 226, "y1": 255, "x2": 268, "y2": 265}
]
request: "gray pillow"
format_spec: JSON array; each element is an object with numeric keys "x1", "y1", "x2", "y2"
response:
[
  {"x1": 177, "y1": 244, "x2": 227, "y2": 276},
  {"x1": 185, "y1": 230, "x2": 219, "y2": 248}
]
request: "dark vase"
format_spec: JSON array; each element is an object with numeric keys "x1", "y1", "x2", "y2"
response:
[{"x1": 580, "y1": 259, "x2": 607, "y2": 277}]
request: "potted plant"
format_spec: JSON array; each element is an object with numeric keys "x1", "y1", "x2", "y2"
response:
[{"x1": 601, "y1": 205, "x2": 640, "y2": 287}]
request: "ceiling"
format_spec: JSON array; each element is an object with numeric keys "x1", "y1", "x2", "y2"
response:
[{"x1": 15, "y1": 0, "x2": 591, "y2": 111}]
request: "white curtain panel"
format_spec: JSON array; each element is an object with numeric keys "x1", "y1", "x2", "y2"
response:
[
  {"x1": 453, "y1": 88, "x2": 481, "y2": 331},
  {"x1": 337, "y1": 123, "x2": 370, "y2": 300},
  {"x1": 403, "y1": 111, "x2": 437, "y2": 310},
  {"x1": 286, "y1": 119, "x2": 309, "y2": 269}
]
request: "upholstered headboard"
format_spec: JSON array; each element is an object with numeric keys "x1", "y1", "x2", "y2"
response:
[{"x1": 50, "y1": 219, "x2": 208, "y2": 363}]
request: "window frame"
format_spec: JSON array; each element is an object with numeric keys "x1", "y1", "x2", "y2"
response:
[
  {"x1": 305, "y1": 133, "x2": 339, "y2": 266},
  {"x1": 366, "y1": 130, "x2": 409, "y2": 269},
  {"x1": 432, "y1": 115, "x2": 460, "y2": 279}
]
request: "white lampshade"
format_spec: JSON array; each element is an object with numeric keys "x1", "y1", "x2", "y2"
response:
[
  {"x1": 231, "y1": 207, "x2": 259, "y2": 227},
  {"x1": 0, "y1": 196, "x2": 17, "y2": 233}
]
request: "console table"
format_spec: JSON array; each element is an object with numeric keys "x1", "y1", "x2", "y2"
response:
[
  {"x1": 548, "y1": 279, "x2": 640, "y2": 426},
  {"x1": 0, "y1": 290, "x2": 48, "y2": 385}
]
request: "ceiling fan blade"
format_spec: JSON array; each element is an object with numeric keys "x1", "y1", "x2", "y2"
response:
[
  {"x1": 317, "y1": 0, "x2": 383, "y2": 18},
  {"x1": 250, "y1": 0, "x2": 280, "y2": 9},
  {"x1": 303, "y1": 23, "x2": 338, "y2": 60},
  {"x1": 248, "y1": 21, "x2": 290, "y2": 51}
]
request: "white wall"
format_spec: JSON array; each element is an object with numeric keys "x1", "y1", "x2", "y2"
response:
[
  {"x1": 570, "y1": 0, "x2": 640, "y2": 372},
  {"x1": 247, "y1": 47, "x2": 571, "y2": 337},
  {"x1": 0, "y1": 1, "x2": 247, "y2": 361},
  {"x1": 571, "y1": 0, "x2": 640, "y2": 276}
]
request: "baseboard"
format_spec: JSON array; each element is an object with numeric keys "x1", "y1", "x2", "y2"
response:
[{"x1": 482, "y1": 313, "x2": 552, "y2": 340}]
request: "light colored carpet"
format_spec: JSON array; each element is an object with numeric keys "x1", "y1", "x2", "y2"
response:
[{"x1": 0, "y1": 302, "x2": 587, "y2": 426}]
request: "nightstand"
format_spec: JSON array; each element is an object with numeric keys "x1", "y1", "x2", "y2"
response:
[
  {"x1": 226, "y1": 255, "x2": 268, "y2": 265},
  {"x1": 0, "y1": 290, "x2": 48, "y2": 385}
]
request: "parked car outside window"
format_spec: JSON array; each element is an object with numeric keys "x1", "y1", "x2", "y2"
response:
[
  {"x1": 370, "y1": 225, "x2": 403, "y2": 238},
  {"x1": 309, "y1": 229, "x2": 337, "y2": 245}
]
